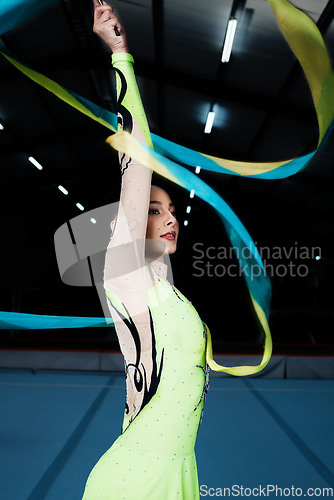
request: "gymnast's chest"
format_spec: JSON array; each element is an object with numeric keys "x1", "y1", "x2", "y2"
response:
[{"x1": 147, "y1": 279, "x2": 206, "y2": 354}]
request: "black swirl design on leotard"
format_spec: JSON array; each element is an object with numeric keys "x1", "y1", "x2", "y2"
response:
[
  {"x1": 107, "y1": 297, "x2": 164, "y2": 431},
  {"x1": 119, "y1": 152, "x2": 132, "y2": 176},
  {"x1": 171, "y1": 288, "x2": 208, "y2": 423},
  {"x1": 194, "y1": 324, "x2": 210, "y2": 427},
  {"x1": 171, "y1": 286, "x2": 184, "y2": 302},
  {"x1": 194, "y1": 363, "x2": 210, "y2": 430},
  {"x1": 115, "y1": 67, "x2": 134, "y2": 176},
  {"x1": 114, "y1": 68, "x2": 133, "y2": 134}
]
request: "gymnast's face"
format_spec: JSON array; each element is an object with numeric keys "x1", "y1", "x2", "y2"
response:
[{"x1": 146, "y1": 186, "x2": 179, "y2": 258}]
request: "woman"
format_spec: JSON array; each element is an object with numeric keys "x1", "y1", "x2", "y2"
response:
[{"x1": 82, "y1": 1, "x2": 208, "y2": 498}]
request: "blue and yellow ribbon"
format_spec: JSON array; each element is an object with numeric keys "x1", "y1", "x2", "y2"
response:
[
  {"x1": 0, "y1": 311, "x2": 111, "y2": 330},
  {"x1": 1, "y1": 0, "x2": 333, "y2": 375}
]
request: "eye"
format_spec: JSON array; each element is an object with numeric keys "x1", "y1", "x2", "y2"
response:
[
  {"x1": 170, "y1": 210, "x2": 177, "y2": 217},
  {"x1": 149, "y1": 208, "x2": 159, "y2": 215}
]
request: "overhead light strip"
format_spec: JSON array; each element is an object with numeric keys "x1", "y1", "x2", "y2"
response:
[
  {"x1": 58, "y1": 185, "x2": 68, "y2": 195},
  {"x1": 28, "y1": 156, "x2": 43, "y2": 170},
  {"x1": 204, "y1": 111, "x2": 215, "y2": 134},
  {"x1": 221, "y1": 18, "x2": 237, "y2": 63}
]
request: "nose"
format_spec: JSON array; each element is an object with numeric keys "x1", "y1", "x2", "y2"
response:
[{"x1": 165, "y1": 212, "x2": 176, "y2": 226}]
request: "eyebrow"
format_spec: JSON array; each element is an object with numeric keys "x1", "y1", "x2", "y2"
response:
[{"x1": 150, "y1": 200, "x2": 175, "y2": 207}]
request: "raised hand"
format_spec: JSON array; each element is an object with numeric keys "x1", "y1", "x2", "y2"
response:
[{"x1": 92, "y1": 0, "x2": 128, "y2": 53}]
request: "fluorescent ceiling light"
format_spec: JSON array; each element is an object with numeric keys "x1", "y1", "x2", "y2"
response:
[
  {"x1": 190, "y1": 189, "x2": 195, "y2": 199},
  {"x1": 76, "y1": 203, "x2": 84, "y2": 211},
  {"x1": 186, "y1": 206, "x2": 191, "y2": 214},
  {"x1": 58, "y1": 185, "x2": 68, "y2": 195},
  {"x1": 28, "y1": 156, "x2": 43, "y2": 170},
  {"x1": 0, "y1": 123, "x2": 4, "y2": 130},
  {"x1": 90, "y1": 218, "x2": 97, "y2": 224},
  {"x1": 221, "y1": 18, "x2": 237, "y2": 63},
  {"x1": 204, "y1": 111, "x2": 215, "y2": 134},
  {"x1": 195, "y1": 166, "x2": 201, "y2": 174},
  {"x1": 184, "y1": 220, "x2": 189, "y2": 226},
  {"x1": 315, "y1": 255, "x2": 321, "y2": 261}
]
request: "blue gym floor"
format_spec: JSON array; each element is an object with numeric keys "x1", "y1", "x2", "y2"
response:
[{"x1": 1, "y1": 371, "x2": 334, "y2": 499}]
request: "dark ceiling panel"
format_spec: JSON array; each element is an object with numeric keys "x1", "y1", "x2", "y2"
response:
[
  {"x1": 306, "y1": 142, "x2": 334, "y2": 179},
  {"x1": 208, "y1": 98, "x2": 267, "y2": 156},
  {"x1": 164, "y1": 84, "x2": 215, "y2": 142},
  {"x1": 4, "y1": 4, "x2": 77, "y2": 59},
  {"x1": 224, "y1": 0, "x2": 297, "y2": 98},
  {"x1": 268, "y1": 178, "x2": 317, "y2": 204},
  {"x1": 164, "y1": 0, "x2": 229, "y2": 80},
  {"x1": 32, "y1": 140, "x2": 81, "y2": 172},
  {"x1": 251, "y1": 115, "x2": 318, "y2": 160},
  {"x1": 135, "y1": 75, "x2": 160, "y2": 131},
  {"x1": 0, "y1": 79, "x2": 59, "y2": 138},
  {"x1": 2, "y1": 151, "x2": 44, "y2": 181}
]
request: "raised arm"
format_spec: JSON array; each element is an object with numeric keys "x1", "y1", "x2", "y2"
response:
[
  {"x1": 93, "y1": 0, "x2": 153, "y2": 290},
  {"x1": 93, "y1": 1, "x2": 163, "y2": 429}
]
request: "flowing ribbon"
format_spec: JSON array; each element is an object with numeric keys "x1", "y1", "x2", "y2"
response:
[
  {"x1": 1, "y1": 0, "x2": 334, "y2": 375},
  {"x1": 0, "y1": 311, "x2": 111, "y2": 330}
]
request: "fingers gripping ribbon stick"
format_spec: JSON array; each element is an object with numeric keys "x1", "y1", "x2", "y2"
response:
[{"x1": 97, "y1": 0, "x2": 121, "y2": 35}]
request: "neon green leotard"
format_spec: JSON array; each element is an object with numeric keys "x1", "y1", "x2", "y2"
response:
[
  {"x1": 83, "y1": 270, "x2": 207, "y2": 499},
  {"x1": 82, "y1": 53, "x2": 208, "y2": 499}
]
